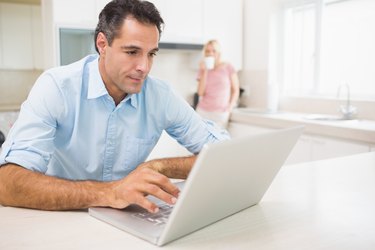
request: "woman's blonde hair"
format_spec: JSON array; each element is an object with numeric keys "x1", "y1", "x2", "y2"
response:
[{"x1": 203, "y1": 39, "x2": 221, "y2": 58}]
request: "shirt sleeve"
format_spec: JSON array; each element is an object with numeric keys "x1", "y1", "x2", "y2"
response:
[
  {"x1": 163, "y1": 87, "x2": 230, "y2": 154},
  {"x1": 0, "y1": 72, "x2": 64, "y2": 173}
]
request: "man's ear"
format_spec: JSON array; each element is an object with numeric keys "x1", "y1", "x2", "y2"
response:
[{"x1": 96, "y1": 32, "x2": 107, "y2": 55}]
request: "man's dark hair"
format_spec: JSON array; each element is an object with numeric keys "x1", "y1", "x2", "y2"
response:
[{"x1": 94, "y1": 0, "x2": 164, "y2": 53}]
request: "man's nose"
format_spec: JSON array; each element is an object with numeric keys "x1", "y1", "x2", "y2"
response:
[{"x1": 136, "y1": 56, "x2": 150, "y2": 72}]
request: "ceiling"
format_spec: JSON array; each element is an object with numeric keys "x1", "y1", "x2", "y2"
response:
[{"x1": 0, "y1": 0, "x2": 40, "y2": 5}]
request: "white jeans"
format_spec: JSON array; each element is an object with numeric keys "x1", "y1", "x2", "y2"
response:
[{"x1": 196, "y1": 108, "x2": 230, "y2": 129}]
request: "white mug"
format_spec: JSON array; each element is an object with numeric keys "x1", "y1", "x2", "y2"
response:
[{"x1": 204, "y1": 56, "x2": 215, "y2": 70}]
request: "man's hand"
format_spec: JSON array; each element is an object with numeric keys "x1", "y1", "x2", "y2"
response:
[
  {"x1": 0, "y1": 156, "x2": 196, "y2": 211},
  {"x1": 106, "y1": 156, "x2": 197, "y2": 213},
  {"x1": 108, "y1": 167, "x2": 180, "y2": 213}
]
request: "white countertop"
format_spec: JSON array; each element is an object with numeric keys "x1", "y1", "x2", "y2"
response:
[
  {"x1": 231, "y1": 108, "x2": 375, "y2": 144},
  {"x1": 1, "y1": 152, "x2": 375, "y2": 249}
]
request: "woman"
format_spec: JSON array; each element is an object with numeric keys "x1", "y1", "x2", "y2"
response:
[{"x1": 196, "y1": 40, "x2": 240, "y2": 128}]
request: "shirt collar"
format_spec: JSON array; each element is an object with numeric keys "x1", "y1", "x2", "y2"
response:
[
  {"x1": 86, "y1": 57, "x2": 139, "y2": 109},
  {"x1": 87, "y1": 57, "x2": 108, "y2": 99},
  {"x1": 123, "y1": 93, "x2": 138, "y2": 108}
]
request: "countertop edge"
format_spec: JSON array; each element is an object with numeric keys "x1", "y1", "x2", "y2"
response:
[{"x1": 230, "y1": 110, "x2": 375, "y2": 144}]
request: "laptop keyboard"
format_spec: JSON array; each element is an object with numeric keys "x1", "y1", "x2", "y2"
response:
[{"x1": 132, "y1": 204, "x2": 173, "y2": 226}]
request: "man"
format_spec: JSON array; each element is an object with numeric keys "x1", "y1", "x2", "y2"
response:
[{"x1": 0, "y1": 0, "x2": 228, "y2": 213}]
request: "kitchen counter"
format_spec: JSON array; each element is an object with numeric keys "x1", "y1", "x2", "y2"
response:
[
  {"x1": 1, "y1": 152, "x2": 375, "y2": 249},
  {"x1": 231, "y1": 108, "x2": 375, "y2": 144}
]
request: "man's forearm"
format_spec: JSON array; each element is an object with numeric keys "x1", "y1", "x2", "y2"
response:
[
  {"x1": 0, "y1": 157, "x2": 196, "y2": 211},
  {"x1": 142, "y1": 155, "x2": 197, "y2": 179},
  {"x1": 0, "y1": 164, "x2": 111, "y2": 210}
]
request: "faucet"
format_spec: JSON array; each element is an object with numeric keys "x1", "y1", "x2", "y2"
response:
[{"x1": 336, "y1": 83, "x2": 357, "y2": 120}]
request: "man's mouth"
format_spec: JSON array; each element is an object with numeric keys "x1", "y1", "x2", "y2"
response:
[{"x1": 128, "y1": 75, "x2": 144, "y2": 83}]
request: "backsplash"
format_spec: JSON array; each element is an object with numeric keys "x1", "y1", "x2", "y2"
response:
[{"x1": 150, "y1": 49, "x2": 202, "y2": 106}]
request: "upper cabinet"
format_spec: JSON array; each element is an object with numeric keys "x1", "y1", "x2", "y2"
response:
[
  {"x1": 52, "y1": 0, "x2": 98, "y2": 28},
  {"x1": 149, "y1": 0, "x2": 204, "y2": 44},
  {"x1": 203, "y1": 0, "x2": 243, "y2": 70},
  {"x1": 0, "y1": 3, "x2": 43, "y2": 70},
  {"x1": 42, "y1": 0, "x2": 243, "y2": 70},
  {"x1": 150, "y1": 0, "x2": 243, "y2": 70}
]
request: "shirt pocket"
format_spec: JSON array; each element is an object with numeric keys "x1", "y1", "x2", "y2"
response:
[{"x1": 123, "y1": 136, "x2": 157, "y2": 173}]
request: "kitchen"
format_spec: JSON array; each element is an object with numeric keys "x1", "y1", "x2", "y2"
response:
[
  {"x1": 1, "y1": 0, "x2": 374, "y2": 162},
  {"x1": 1, "y1": 0, "x2": 375, "y2": 249}
]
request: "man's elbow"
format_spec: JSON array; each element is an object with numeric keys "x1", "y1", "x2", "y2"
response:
[{"x1": 0, "y1": 164, "x2": 26, "y2": 206}]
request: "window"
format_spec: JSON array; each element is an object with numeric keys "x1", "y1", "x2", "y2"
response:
[{"x1": 281, "y1": 0, "x2": 375, "y2": 100}]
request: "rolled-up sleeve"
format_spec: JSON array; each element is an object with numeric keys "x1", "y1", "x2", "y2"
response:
[{"x1": 0, "y1": 73, "x2": 63, "y2": 173}]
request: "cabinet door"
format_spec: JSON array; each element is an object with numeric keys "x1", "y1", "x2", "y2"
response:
[
  {"x1": 150, "y1": 0, "x2": 204, "y2": 44},
  {"x1": 311, "y1": 136, "x2": 369, "y2": 161},
  {"x1": 0, "y1": 3, "x2": 33, "y2": 69},
  {"x1": 203, "y1": 0, "x2": 243, "y2": 70},
  {"x1": 53, "y1": 0, "x2": 97, "y2": 27},
  {"x1": 227, "y1": 122, "x2": 274, "y2": 138}
]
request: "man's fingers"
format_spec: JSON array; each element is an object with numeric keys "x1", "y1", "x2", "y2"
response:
[
  {"x1": 112, "y1": 167, "x2": 181, "y2": 212},
  {"x1": 142, "y1": 183, "x2": 178, "y2": 205},
  {"x1": 138, "y1": 168, "x2": 180, "y2": 198},
  {"x1": 135, "y1": 194, "x2": 159, "y2": 213}
]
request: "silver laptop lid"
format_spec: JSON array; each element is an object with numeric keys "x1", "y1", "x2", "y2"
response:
[{"x1": 158, "y1": 126, "x2": 303, "y2": 245}]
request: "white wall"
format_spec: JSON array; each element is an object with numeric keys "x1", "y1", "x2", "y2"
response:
[
  {"x1": 149, "y1": 49, "x2": 201, "y2": 105},
  {"x1": 240, "y1": 0, "x2": 279, "y2": 110}
]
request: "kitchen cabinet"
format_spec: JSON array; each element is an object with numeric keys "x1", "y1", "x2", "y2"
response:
[
  {"x1": 52, "y1": 0, "x2": 97, "y2": 27},
  {"x1": 149, "y1": 0, "x2": 243, "y2": 70},
  {"x1": 310, "y1": 135, "x2": 369, "y2": 162},
  {"x1": 0, "y1": 3, "x2": 42, "y2": 70},
  {"x1": 203, "y1": 0, "x2": 243, "y2": 70},
  {"x1": 42, "y1": 0, "x2": 106, "y2": 68},
  {"x1": 228, "y1": 121, "x2": 372, "y2": 165},
  {"x1": 285, "y1": 134, "x2": 370, "y2": 164},
  {"x1": 228, "y1": 122, "x2": 273, "y2": 138},
  {"x1": 148, "y1": 0, "x2": 204, "y2": 44},
  {"x1": 51, "y1": 0, "x2": 114, "y2": 28},
  {"x1": 42, "y1": 0, "x2": 243, "y2": 69}
]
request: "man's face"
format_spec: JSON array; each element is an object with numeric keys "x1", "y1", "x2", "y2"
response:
[{"x1": 97, "y1": 17, "x2": 159, "y2": 101}]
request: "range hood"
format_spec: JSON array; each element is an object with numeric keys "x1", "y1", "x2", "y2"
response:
[{"x1": 158, "y1": 42, "x2": 203, "y2": 51}]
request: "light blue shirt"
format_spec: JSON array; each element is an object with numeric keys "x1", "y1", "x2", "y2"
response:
[{"x1": 0, "y1": 55, "x2": 229, "y2": 181}]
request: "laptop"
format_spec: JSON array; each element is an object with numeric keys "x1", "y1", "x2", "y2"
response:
[{"x1": 89, "y1": 126, "x2": 303, "y2": 246}]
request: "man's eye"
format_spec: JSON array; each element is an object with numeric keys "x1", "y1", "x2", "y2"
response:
[
  {"x1": 149, "y1": 52, "x2": 158, "y2": 57},
  {"x1": 126, "y1": 51, "x2": 137, "y2": 55}
]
